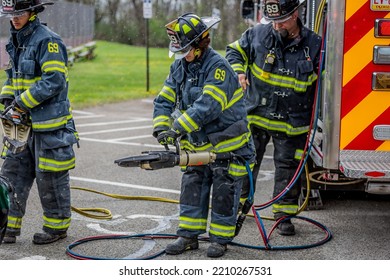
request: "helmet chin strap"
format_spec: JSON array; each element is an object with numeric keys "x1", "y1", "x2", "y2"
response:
[{"x1": 193, "y1": 48, "x2": 202, "y2": 60}]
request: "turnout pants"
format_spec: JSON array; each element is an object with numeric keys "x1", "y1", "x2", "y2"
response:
[
  {"x1": 177, "y1": 159, "x2": 244, "y2": 245},
  {"x1": 1, "y1": 132, "x2": 72, "y2": 236},
  {"x1": 242, "y1": 126, "x2": 307, "y2": 219}
]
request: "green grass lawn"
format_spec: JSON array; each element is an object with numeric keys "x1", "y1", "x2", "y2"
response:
[
  {"x1": 0, "y1": 40, "x2": 173, "y2": 109},
  {"x1": 67, "y1": 40, "x2": 171, "y2": 109}
]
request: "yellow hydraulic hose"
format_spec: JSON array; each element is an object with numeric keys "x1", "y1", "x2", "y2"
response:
[{"x1": 70, "y1": 186, "x2": 179, "y2": 220}]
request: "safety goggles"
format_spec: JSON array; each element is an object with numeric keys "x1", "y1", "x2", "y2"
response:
[
  {"x1": 3, "y1": 11, "x2": 28, "y2": 18},
  {"x1": 271, "y1": 15, "x2": 292, "y2": 24}
]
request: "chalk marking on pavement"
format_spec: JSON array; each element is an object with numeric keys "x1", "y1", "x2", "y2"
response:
[{"x1": 70, "y1": 176, "x2": 180, "y2": 194}]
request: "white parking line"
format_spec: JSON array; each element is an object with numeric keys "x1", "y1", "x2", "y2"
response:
[
  {"x1": 76, "y1": 118, "x2": 150, "y2": 127},
  {"x1": 78, "y1": 125, "x2": 152, "y2": 136},
  {"x1": 108, "y1": 135, "x2": 152, "y2": 141},
  {"x1": 80, "y1": 137, "x2": 161, "y2": 148},
  {"x1": 73, "y1": 114, "x2": 106, "y2": 120},
  {"x1": 70, "y1": 176, "x2": 180, "y2": 194},
  {"x1": 72, "y1": 110, "x2": 98, "y2": 115}
]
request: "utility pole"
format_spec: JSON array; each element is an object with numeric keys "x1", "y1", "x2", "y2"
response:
[{"x1": 143, "y1": 0, "x2": 153, "y2": 92}]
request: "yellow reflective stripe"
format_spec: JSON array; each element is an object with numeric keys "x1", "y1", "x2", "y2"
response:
[
  {"x1": 213, "y1": 132, "x2": 250, "y2": 153},
  {"x1": 39, "y1": 157, "x2": 76, "y2": 172},
  {"x1": 203, "y1": 85, "x2": 228, "y2": 110},
  {"x1": 209, "y1": 222, "x2": 236, "y2": 238},
  {"x1": 158, "y1": 86, "x2": 176, "y2": 103},
  {"x1": 272, "y1": 203, "x2": 299, "y2": 215},
  {"x1": 228, "y1": 40, "x2": 249, "y2": 64},
  {"x1": 153, "y1": 115, "x2": 172, "y2": 129},
  {"x1": 11, "y1": 77, "x2": 41, "y2": 90},
  {"x1": 43, "y1": 215, "x2": 71, "y2": 230},
  {"x1": 231, "y1": 63, "x2": 245, "y2": 72},
  {"x1": 6, "y1": 216, "x2": 22, "y2": 229},
  {"x1": 179, "y1": 140, "x2": 213, "y2": 152},
  {"x1": 229, "y1": 161, "x2": 255, "y2": 177},
  {"x1": 250, "y1": 63, "x2": 317, "y2": 92},
  {"x1": 32, "y1": 115, "x2": 72, "y2": 131},
  {"x1": 177, "y1": 112, "x2": 199, "y2": 133},
  {"x1": 248, "y1": 115, "x2": 309, "y2": 136},
  {"x1": 294, "y1": 149, "x2": 304, "y2": 160},
  {"x1": 179, "y1": 216, "x2": 207, "y2": 230},
  {"x1": 41, "y1": 60, "x2": 66, "y2": 74},
  {"x1": 20, "y1": 89, "x2": 39, "y2": 108},
  {"x1": 1, "y1": 85, "x2": 15, "y2": 96},
  {"x1": 225, "y1": 88, "x2": 243, "y2": 110},
  {"x1": 1, "y1": 146, "x2": 8, "y2": 157}
]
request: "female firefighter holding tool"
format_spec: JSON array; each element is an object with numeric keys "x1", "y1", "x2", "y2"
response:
[
  {"x1": 153, "y1": 13, "x2": 255, "y2": 258},
  {"x1": 0, "y1": 0, "x2": 79, "y2": 244}
]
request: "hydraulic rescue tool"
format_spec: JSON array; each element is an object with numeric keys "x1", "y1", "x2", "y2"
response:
[
  {"x1": 0, "y1": 105, "x2": 31, "y2": 154},
  {"x1": 114, "y1": 143, "x2": 232, "y2": 170},
  {"x1": 114, "y1": 142, "x2": 254, "y2": 236}
]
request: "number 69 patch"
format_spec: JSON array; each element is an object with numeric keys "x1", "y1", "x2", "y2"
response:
[
  {"x1": 265, "y1": 0, "x2": 282, "y2": 18},
  {"x1": 48, "y1": 42, "x2": 59, "y2": 53}
]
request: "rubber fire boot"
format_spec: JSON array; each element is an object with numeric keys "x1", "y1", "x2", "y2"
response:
[
  {"x1": 277, "y1": 220, "x2": 296, "y2": 236},
  {"x1": 2, "y1": 235, "x2": 16, "y2": 244},
  {"x1": 32, "y1": 231, "x2": 67, "y2": 245},
  {"x1": 2, "y1": 229, "x2": 20, "y2": 244},
  {"x1": 207, "y1": 242, "x2": 227, "y2": 258},
  {"x1": 165, "y1": 237, "x2": 199, "y2": 255}
]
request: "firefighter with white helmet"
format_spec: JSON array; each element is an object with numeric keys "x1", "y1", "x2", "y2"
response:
[
  {"x1": 0, "y1": 0, "x2": 79, "y2": 244},
  {"x1": 226, "y1": 0, "x2": 322, "y2": 235},
  {"x1": 153, "y1": 13, "x2": 255, "y2": 257}
]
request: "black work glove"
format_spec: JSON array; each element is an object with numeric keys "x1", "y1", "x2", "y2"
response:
[
  {"x1": 1, "y1": 98, "x2": 13, "y2": 110},
  {"x1": 156, "y1": 129, "x2": 181, "y2": 146}
]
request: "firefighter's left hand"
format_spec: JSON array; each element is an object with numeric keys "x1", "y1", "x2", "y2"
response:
[
  {"x1": 11, "y1": 100, "x2": 27, "y2": 113},
  {"x1": 157, "y1": 129, "x2": 181, "y2": 146}
]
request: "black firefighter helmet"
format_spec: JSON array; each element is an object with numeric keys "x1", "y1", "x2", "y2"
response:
[
  {"x1": 0, "y1": 175, "x2": 13, "y2": 244},
  {"x1": 165, "y1": 13, "x2": 220, "y2": 59},
  {"x1": 263, "y1": 0, "x2": 305, "y2": 21},
  {"x1": 0, "y1": 0, "x2": 53, "y2": 16}
]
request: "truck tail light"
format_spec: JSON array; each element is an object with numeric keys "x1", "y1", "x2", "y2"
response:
[{"x1": 375, "y1": 19, "x2": 390, "y2": 37}]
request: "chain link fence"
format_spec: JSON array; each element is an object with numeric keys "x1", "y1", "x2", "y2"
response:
[{"x1": 0, "y1": 0, "x2": 94, "y2": 68}]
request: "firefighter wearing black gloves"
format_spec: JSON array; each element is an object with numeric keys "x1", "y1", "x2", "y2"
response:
[
  {"x1": 226, "y1": 0, "x2": 322, "y2": 236},
  {"x1": 153, "y1": 13, "x2": 255, "y2": 258},
  {"x1": 0, "y1": 0, "x2": 79, "y2": 244},
  {"x1": 157, "y1": 129, "x2": 181, "y2": 146}
]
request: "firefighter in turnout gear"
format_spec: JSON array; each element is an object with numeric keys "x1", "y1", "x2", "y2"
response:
[
  {"x1": 0, "y1": 0, "x2": 79, "y2": 244},
  {"x1": 226, "y1": 0, "x2": 322, "y2": 235},
  {"x1": 0, "y1": 176, "x2": 13, "y2": 244},
  {"x1": 153, "y1": 13, "x2": 255, "y2": 258}
]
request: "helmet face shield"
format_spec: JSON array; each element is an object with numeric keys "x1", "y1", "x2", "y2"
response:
[
  {"x1": 2, "y1": 11, "x2": 28, "y2": 18},
  {"x1": 168, "y1": 45, "x2": 192, "y2": 60}
]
